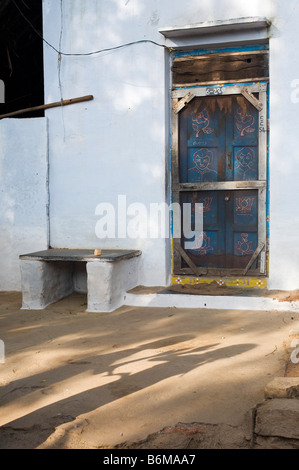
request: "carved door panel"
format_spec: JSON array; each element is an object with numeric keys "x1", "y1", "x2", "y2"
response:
[{"x1": 173, "y1": 86, "x2": 267, "y2": 275}]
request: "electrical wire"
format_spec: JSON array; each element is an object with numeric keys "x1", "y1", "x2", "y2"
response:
[{"x1": 12, "y1": 0, "x2": 169, "y2": 56}]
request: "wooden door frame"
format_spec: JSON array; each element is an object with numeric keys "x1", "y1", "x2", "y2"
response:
[{"x1": 171, "y1": 82, "x2": 268, "y2": 277}]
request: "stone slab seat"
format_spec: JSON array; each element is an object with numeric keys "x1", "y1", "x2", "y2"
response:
[{"x1": 19, "y1": 248, "x2": 142, "y2": 313}]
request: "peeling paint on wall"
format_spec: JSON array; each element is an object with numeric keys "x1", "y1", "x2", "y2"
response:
[{"x1": 149, "y1": 10, "x2": 160, "y2": 26}]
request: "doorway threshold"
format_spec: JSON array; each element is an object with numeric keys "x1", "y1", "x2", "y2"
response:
[{"x1": 124, "y1": 285, "x2": 299, "y2": 313}]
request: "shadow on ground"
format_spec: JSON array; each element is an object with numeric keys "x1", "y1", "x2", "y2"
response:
[{"x1": 0, "y1": 291, "x2": 297, "y2": 449}]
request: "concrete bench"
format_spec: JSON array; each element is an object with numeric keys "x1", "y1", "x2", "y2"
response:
[{"x1": 19, "y1": 249, "x2": 142, "y2": 312}]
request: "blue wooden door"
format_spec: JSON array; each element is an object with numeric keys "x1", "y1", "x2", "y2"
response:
[{"x1": 179, "y1": 95, "x2": 259, "y2": 270}]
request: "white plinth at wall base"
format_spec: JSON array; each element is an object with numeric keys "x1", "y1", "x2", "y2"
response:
[{"x1": 19, "y1": 249, "x2": 142, "y2": 313}]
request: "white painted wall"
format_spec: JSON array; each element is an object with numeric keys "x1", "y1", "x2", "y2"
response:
[
  {"x1": 267, "y1": 1, "x2": 299, "y2": 290},
  {"x1": 41, "y1": 0, "x2": 299, "y2": 289},
  {"x1": 0, "y1": 119, "x2": 49, "y2": 290},
  {"x1": 1, "y1": 0, "x2": 299, "y2": 291},
  {"x1": 43, "y1": 0, "x2": 170, "y2": 286}
]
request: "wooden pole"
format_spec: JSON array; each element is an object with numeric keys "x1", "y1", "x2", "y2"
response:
[{"x1": 0, "y1": 95, "x2": 94, "y2": 119}]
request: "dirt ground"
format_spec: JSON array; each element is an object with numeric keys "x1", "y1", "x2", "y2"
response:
[{"x1": 0, "y1": 290, "x2": 298, "y2": 449}]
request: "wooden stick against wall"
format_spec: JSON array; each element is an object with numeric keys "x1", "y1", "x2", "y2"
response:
[{"x1": 0, "y1": 95, "x2": 94, "y2": 119}]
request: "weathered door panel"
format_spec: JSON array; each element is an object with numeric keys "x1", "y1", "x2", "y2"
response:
[
  {"x1": 179, "y1": 97, "x2": 226, "y2": 183},
  {"x1": 225, "y1": 189, "x2": 259, "y2": 269},
  {"x1": 180, "y1": 191, "x2": 226, "y2": 268},
  {"x1": 179, "y1": 96, "x2": 259, "y2": 184},
  {"x1": 230, "y1": 95, "x2": 259, "y2": 181},
  {"x1": 180, "y1": 190, "x2": 258, "y2": 270},
  {"x1": 172, "y1": 83, "x2": 267, "y2": 276}
]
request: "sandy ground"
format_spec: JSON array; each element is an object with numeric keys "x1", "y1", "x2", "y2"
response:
[{"x1": 0, "y1": 290, "x2": 298, "y2": 449}]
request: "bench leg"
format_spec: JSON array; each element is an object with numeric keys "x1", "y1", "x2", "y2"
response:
[
  {"x1": 20, "y1": 260, "x2": 73, "y2": 309},
  {"x1": 86, "y1": 257, "x2": 140, "y2": 312}
]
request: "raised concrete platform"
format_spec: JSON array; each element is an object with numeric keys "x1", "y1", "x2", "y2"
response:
[
  {"x1": 20, "y1": 249, "x2": 141, "y2": 313},
  {"x1": 124, "y1": 286, "x2": 299, "y2": 313}
]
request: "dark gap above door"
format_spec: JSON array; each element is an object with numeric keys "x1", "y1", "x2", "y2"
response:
[{"x1": 172, "y1": 51, "x2": 269, "y2": 87}]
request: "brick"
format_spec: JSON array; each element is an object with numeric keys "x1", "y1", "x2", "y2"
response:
[
  {"x1": 264, "y1": 377, "x2": 299, "y2": 398},
  {"x1": 255, "y1": 399, "x2": 299, "y2": 440}
]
